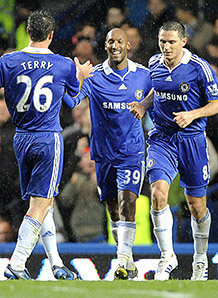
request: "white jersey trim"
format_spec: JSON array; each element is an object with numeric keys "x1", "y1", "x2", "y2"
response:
[
  {"x1": 47, "y1": 132, "x2": 60, "y2": 198},
  {"x1": 103, "y1": 58, "x2": 137, "y2": 75},
  {"x1": 21, "y1": 47, "x2": 53, "y2": 54},
  {"x1": 191, "y1": 55, "x2": 213, "y2": 82}
]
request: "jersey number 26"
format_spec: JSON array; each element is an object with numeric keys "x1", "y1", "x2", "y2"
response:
[{"x1": 16, "y1": 75, "x2": 53, "y2": 113}]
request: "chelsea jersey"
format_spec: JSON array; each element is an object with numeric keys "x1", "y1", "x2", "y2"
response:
[
  {"x1": 149, "y1": 48, "x2": 218, "y2": 133},
  {"x1": 0, "y1": 47, "x2": 80, "y2": 132},
  {"x1": 75, "y1": 59, "x2": 152, "y2": 165}
]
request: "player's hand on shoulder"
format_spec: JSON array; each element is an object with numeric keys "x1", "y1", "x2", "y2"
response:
[
  {"x1": 74, "y1": 57, "x2": 94, "y2": 81},
  {"x1": 128, "y1": 101, "x2": 144, "y2": 120}
]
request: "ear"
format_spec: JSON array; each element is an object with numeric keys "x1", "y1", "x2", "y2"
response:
[
  {"x1": 127, "y1": 41, "x2": 131, "y2": 50},
  {"x1": 26, "y1": 27, "x2": 30, "y2": 35},
  {"x1": 182, "y1": 37, "x2": 188, "y2": 47},
  {"x1": 48, "y1": 31, "x2": 54, "y2": 40}
]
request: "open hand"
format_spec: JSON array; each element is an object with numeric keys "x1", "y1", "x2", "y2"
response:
[{"x1": 74, "y1": 57, "x2": 94, "y2": 81}]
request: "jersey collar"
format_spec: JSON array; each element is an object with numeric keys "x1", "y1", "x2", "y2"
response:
[
  {"x1": 159, "y1": 48, "x2": 192, "y2": 65},
  {"x1": 21, "y1": 47, "x2": 53, "y2": 54},
  {"x1": 103, "y1": 58, "x2": 136, "y2": 75}
]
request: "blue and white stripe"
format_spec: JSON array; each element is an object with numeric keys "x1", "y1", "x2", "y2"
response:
[
  {"x1": 24, "y1": 215, "x2": 41, "y2": 229},
  {"x1": 118, "y1": 221, "x2": 136, "y2": 230},
  {"x1": 138, "y1": 160, "x2": 145, "y2": 195},
  {"x1": 191, "y1": 55, "x2": 213, "y2": 82},
  {"x1": 94, "y1": 64, "x2": 103, "y2": 72},
  {"x1": 47, "y1": 132, "x2": 60, "y2": 198}
]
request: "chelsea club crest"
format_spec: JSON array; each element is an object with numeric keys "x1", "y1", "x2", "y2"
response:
[
  {"x1": 135, "y1": 89, "x2": 143, "y2": 100},
  {"x1": 179, "y1": 82, "x2": 190, "y2": 93}
]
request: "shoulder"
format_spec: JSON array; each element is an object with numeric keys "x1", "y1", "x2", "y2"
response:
[
  {"x1": 148, "y1": 54, "x2": 162, "y2": 68},
  {"x1": 1, "y1": 50, "x2": 20, "y2": 61},
  {"x1": 55, "y1": 54, "x2": 74, "y2": 64},
  {"x1": 127, "y1": 59, "x2": 150, "y2": 76},
  {"x1": 134, "y1": 62, "x2": 150, "y2": 74},
  {"x1": 190, "y1": 54, "x2": 214, "y2": 82}
]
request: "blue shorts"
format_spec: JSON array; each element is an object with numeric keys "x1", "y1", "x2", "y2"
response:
[
  {"x1": 146, "y1": 129, "x2": 209, "y2": 197},
  {"x1": 95, "y1": 160, "x2": 145, "y2": 201},
  {"x1": 13, "y1": 131, "x2": 63, "y2": 200}
]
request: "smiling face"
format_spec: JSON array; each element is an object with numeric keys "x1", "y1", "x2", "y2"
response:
[
  {"x1": 105, "y1": 28, "x2": 130, "y2": 69},
  {"x1": 158, "y1": 29, "x2": 187, "y2": 68}
]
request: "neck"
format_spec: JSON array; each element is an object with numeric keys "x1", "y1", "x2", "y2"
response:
[
  {"x1": 28, "y1": 41, "x2": 50, "y2": 49},
  {"x1": 109, "y1": 59, "x2": 128, "y2": 70},
  {"x1": 164, "y1": 49, "x2": 184, "y2": 69}
]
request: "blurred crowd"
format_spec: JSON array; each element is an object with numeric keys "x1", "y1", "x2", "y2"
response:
[{"x1": 0, "y1": 0, "x2": 217, "y2": 244}]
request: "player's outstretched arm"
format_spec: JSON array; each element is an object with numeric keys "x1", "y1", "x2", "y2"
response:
[
  {"x1": 74, "y1": 57, "x2": 94, "y2": 88},
  {"x1": 128, "y1": 88, "x2": 154, "y2": 120},
  {"x1": 173, "y1": 101, "x2": 218, "y2": 128}
]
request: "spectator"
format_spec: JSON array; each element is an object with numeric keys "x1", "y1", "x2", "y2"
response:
[
  {"x1": 72, "y1": 22, "x2": 97, "y2": 48},
  {"x1": 0, "y1": 88, "x2": 27, "y2": 230},
  {"x1": 58, "y1": 147, "x2": 107, "y2": 242},
  {"x1": 14, "y1": 5, "x2": 30, "y2": 50},
  {"x1": 206, "y1": 113, "x2": 218, "y2": 152},
  {"x1": 72, "y1": 38, "x2": 98, "y2": 65},
  {"x1": 175, "y1": 2, "x2": 213, "y2": 56},
  {"x1": 60, "y1": 98, "x2": 91, "y2": 190},
  {"x1": 0, "y1": 216, "x2": 16, "y2": 243},
  {"x1": 139, "y1": 0, "x2": 175, "y2": 57},
  {"x1": 204, "y1": 35, "x2": 218, "y2": 69},
  {"x1": 0, "y1": 0, "x2": 15, "y2": 53},
  {"x1": 122, "y1": 24, "x2": 150, "y2": 66}
]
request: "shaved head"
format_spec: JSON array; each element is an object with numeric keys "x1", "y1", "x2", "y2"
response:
[
  {"x1": 106, "y1": 28, "x2": 128, "y2": 42},
  {"x1": 105, "y1": 28, "x2": 130, "y2": 69}
]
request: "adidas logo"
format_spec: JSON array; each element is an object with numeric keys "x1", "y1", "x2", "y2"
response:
[
  {"x1": 165, "y1": 75, "x2": 172, "y2": 82},
  {"x1": 42, "y1": 231, "x2": 54, "y2": 237},
  {"x1": 119, "y1": 83, "x2": 127, "y2": 90}
]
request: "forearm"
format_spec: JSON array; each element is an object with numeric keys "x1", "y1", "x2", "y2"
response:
[
  {"x1": 129, "y1": 88, "x2": 154, "y2": 119},
  {"x1": 140, "y1": 88, "x2": 154, "y2": 109},
  {"x1": 173, "y1": 101, "x2": 218, "y2": 128},
  {"x1": 192, "y1": 101, "x2": 218, "y2": 120}
]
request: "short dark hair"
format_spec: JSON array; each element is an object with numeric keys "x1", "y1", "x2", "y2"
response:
[
  {"x1": 27, "y1": 10, "x2": 55, "y2": 42},
  {"x1": 159, "y1": 21, "x2": 186, "y2": 39}
]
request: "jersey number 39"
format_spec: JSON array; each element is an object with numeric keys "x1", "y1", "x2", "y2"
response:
[{"x1": 124, "y1": 169, "x2": 141, "y2": 185}]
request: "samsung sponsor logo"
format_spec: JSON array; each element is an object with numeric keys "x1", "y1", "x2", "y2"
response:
[
  {"x1": 103, "y1": 102, "x2": 131, "y2": 109},
  {"x1": 155, "y1": 91, "x2": 188, "y2": 101}
]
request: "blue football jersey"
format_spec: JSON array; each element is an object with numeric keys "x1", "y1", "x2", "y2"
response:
[
  {"x1": 149, "y1": 48, "x2": 218, "y2": 133},
  {"x1": 74, "y1": 59, "x2": 152, "y2": 165},
  {"x1": 0, "y1": 47, "x2": 80, "y2": 132}
]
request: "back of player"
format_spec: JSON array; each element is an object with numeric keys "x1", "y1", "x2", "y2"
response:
[
  {"x1": 1, "y1": 10, "x2": 93, "y2": 280},
  {"x1": 0, "y1": 49, "x2": 79, "y2": 132},
  {"x1": 0, "y1": 48, "x2": 80, "y2": 201}
]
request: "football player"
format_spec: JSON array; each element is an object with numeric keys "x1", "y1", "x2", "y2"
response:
[
  {"x1": 64, "y1": 27, "x2": 152, "y2": 280},
  {"x1": 1, "y1": 10, "x2": 93, "y2": 280},
  {"x1": 129, "y1": 21, "x2": 218, "y2": 280}
]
